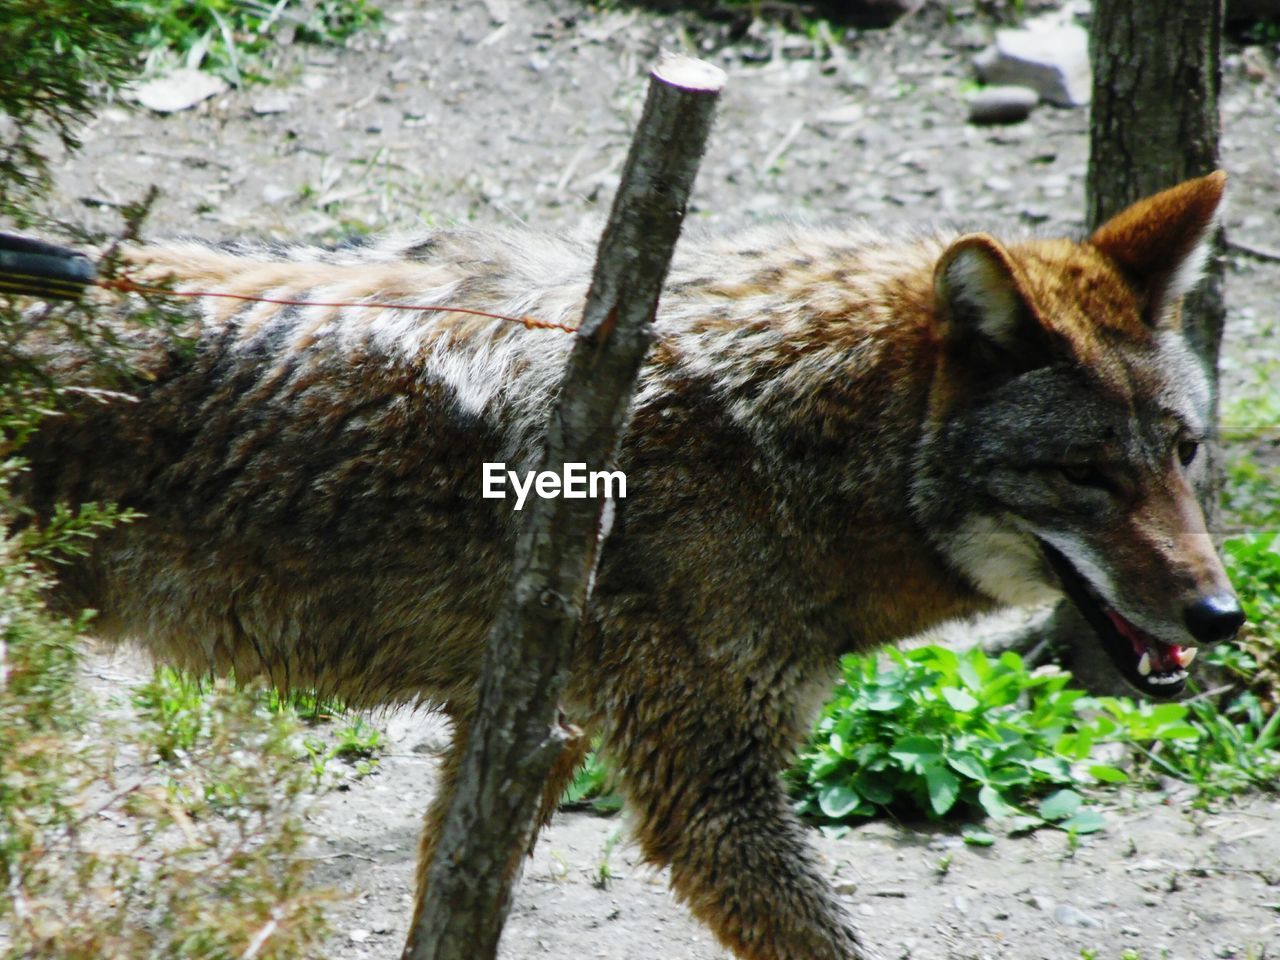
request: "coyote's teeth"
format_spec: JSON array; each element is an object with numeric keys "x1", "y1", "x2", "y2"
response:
[
  {"x1": 1175, "y1": 646, "x2": 1198, "y2": 668},
  {"x1": 1137, "y1": 651, "x2": 1153, "y2": 677}
]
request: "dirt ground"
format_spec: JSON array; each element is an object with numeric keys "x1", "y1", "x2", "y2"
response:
[{"x1": 41, "y1": 1, "x2": 1280, "y2": 958}]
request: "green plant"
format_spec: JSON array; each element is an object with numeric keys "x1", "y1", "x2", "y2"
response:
[
  {"x1": 1216, "y1": 531, "x2": 1280, "y2": 716},
  {"x1": 791, "y1": 646, "x2": 1114, "y2": 831},
  {"x1": 0, "y1": 0, "x2": 146, "y2": 214},
  {"x1": 1210, "y1": 365, "x2": 1280, "y2": 759},
  {"x1": 788, "y1": 643, "x2": 1280, "y2": 834},
  {"x1": 133, "y1": 665, "x2": 216, "y2": 762},
  {"x1": 2, "y1": 523, "x2": 331, "y2": 957},
  {"x1": 561, "y1": 741, "x2": 623, "y2": 814},
  {"x1": 1223, "y1": 532, "x2": 1280, "y2": 640},
  {"x1": 300, "y1": 716, "x2": 382, "y2": 786},
  {"x1": 4, "y1": 660, "x2": 332, "y2": 957},
  {"x1": 1223, "y1": 455, "x2": 1280, "y2": 533},
  {"x1": 1241, "y1": 17, "x2": 1280, "y2": 45},
  {"x1": 594, "y1": 826, "x2": 624, "y2": 890},
  {"x1": 1145, "y1": 689, "x2": 1280, "y2": 798},
  {"x1": 263, "y1": 685, "x2": 347, "y2": 723},
  {"x1": 140, "y1": 666, "x2": 384, "y2": 768},
  {"x1": 331, "y1": 716, "x2": 382, "y2": 760},
  {"x1": 1, "y1": 6, "x2": 334, "y2": 954},
  {"x1": 123, "y1": 0, "x2": 382, "y2": 85},
  {"x1": 1218, "y1": 389, "x2": 1280, "y2": 680}
]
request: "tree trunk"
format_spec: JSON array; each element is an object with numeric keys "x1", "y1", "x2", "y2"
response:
[
  {"x1": 1087, "y1": 0, "x2": 1225, "y2": 373},
  {"x1": 1039, "y1": 0, "x2": 1226, "y2": 695}
]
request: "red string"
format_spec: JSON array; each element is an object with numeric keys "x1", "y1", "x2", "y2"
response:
[{"x1": 96, "y1": 275, "x2": 578, "y2": 333}]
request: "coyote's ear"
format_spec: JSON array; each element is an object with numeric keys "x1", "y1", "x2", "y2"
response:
[
  {"x1": 934, "y1": 233, "x2": 1054, "y2": 377},
  {"x1": 1089, "y1": 171, "x2": 1226, "y2": 324}
]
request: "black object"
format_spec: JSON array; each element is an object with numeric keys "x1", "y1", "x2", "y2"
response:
[{"x1": 0, "y1": 232, "x2": 96, "y2": 301}]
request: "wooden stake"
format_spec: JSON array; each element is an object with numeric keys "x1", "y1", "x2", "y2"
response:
[{"x1": 403, "y1": 53, "x2": 726, "y2": 960}]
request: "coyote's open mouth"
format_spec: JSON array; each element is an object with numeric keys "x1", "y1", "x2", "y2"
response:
[{"x1": 1037, "y1": 540, "x2": 1194, "y2": 699}]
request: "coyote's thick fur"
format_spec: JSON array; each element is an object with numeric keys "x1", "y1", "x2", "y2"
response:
[{"x1": 16, "y1": 173, "x2": 1242, "y2": 960}]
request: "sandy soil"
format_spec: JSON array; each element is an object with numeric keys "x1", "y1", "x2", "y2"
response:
[{"x1": 38, "y1": 1, "x2": 1280, "y2": 958}]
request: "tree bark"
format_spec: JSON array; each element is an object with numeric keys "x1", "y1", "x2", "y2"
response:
[
  {"x1": 404, "y1": 54, "x2": 725, "y2": 960},
  {"x1": 1041, "y1": 0, "x2": 1226, "y2": 694},
  {"x1": 1087, "y1": 0, "x2": 1225, "y2": 375}
]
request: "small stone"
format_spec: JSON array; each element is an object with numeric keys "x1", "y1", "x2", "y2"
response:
[
  {"x1": 261, "y1": 184, "x2": 293, "y2": 205},
  {"x1": 481, "y1": 0, "x2": 509, "y2": 23},
  {"x1": 967, "y1": 85, "x2": 1039, "y2": 125},
  {"x1": 779, "y1": 34, "x2": 817, "y2": 60},
  {"x1": 1241, "y1": 46, "x2": 1273, "y2": 82},
  {"x1": 348, "y1": 928, "x2": 371, "y2": 943},
  {"x1": 1054, "y1": 904, "x2": 1102, "y2": 928},
  {"x1": 251, "y1": 92, "x2": 293, "y2": 115},
  {"x1": 973, "y1": 22, "x2": 1090, "y2": 107},
  {"x1": 132, "y1": 69, "x2": 228, "y2": 114},
  {"x1": 813, "y1": 104, "x2": 866, "y2": 126}
]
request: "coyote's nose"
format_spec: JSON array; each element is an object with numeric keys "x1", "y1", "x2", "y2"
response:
[{"x1": 1183, "y1": 593, "x2": 1245, "y2": 645}]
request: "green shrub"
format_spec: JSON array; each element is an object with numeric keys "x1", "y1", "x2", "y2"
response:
[
  {"x1": 0, "y1": 0, "x2": 145, "y2": 213},
  {"x1": 1224, "y1": 532, "x2": 1280, "y2": 637},
  {"x1": 560, "y1": 743, "x2": 623, "y2": 814},
  {"x1": 3, "y1": 660, "x2": 333, "y2": 957},
  {"x1": 790, "y1": 646, "x2": 1120, "y2": 832},
  {"x1": 1, "y1": 5, "x2": 336, "y2": 954},
  {"x1": 124, "y1": 0, "x2": 382, "y2": 84},
  {"x1": 789, "y1": 643, "x2": 1278, "y2": 835},
  {"x1": 1163, "y1": 690, "x2": 1280, "y2": 798}
]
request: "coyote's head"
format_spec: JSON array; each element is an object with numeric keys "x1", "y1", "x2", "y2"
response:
[{"x1": 914, "y1": 172, "x2": 1243, "y2": 699}]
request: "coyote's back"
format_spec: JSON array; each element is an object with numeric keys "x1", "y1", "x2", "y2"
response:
[
  {"x1": 23, "y1": 228, "x2": 601, "y2": 704},
  {"x1": 15, "y1": 172, "x2": 1243, "y2": 960}
]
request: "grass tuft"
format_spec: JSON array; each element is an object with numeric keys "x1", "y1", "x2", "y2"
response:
[{"x1": 124, "y1": 0, "x2": 382, "y2": 85}]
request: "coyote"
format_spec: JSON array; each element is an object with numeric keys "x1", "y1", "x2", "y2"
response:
[{"x1": 13, "y1": 172, "x2": 1242, "y2": 960}]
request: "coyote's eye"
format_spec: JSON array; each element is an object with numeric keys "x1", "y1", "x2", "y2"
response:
[
  {"x1": 1060, "y1": 463, "x2": 1106, "y2": 487},
  {"x1": 1177, "y1": 440, "x2": 1199, "y2": 467}
]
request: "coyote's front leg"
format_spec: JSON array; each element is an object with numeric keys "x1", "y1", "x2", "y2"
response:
[{"x1": 599, "y1": 656, "x2": 875, "y2": 960}]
